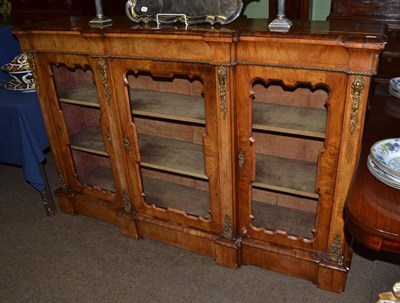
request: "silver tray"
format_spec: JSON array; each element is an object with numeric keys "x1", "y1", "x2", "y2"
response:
[{"x1": 125, "y1": 0, "x2": 244, "y2": 25}]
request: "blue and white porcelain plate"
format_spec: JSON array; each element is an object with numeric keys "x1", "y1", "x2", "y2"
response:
[
  {"x1": 370, "y1": 138, "x2": 400, "y2": 178},
  {"x1": 367, "y1": 155, "x2": 400, "y2": 190},
  {"x1": 390, "y1": 77, "x2": 400, "y2": 91}
]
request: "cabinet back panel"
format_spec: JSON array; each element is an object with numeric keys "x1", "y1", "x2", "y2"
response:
[
  {"x1": 142, "y1": 177, "x2": 210, "y2": 219},
  {"x1": 253, "y1": 132, "x2": 323, "y2": 163},
  {"x1": 72, "y1": 150, "x2": 115, "y2": 193},
  {"x1": 141, "y1": 169, "x2": 209, "y2": 192},
  {"x1": 127, "y1": 73, "x2": 203, "y2": 96},
  {"x1": 52, "y1": 65, "x2": 95, "y2": 92},
  {"x1": 251, "y1": 201, "x2": 316, "y2": 239},
  {"x1": 134, "y1": 117, "x2": 205, "y2": 145},
  {"x1": 252, "y1": 82, "x2": 328, "y2": 110},
  {"x1": 61, "y1": 104, "x2": 101, "y2": 138},
  {"x1": 252, "y1": 188, "x2": 317, "y2": 213}
]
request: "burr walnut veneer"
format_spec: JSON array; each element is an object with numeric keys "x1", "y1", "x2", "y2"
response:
[{"x1": 13, "y1": 17, "x2": 385, "y2": 293}]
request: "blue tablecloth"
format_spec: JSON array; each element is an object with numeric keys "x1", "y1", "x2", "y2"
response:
[
  {"x1": 0, "y1": 25, "x2": 50, "y2": 192},
  {"x1": 1, "y1": 25, "x2": 19, "y2": 82},
  {"x1": 0, "y1": 89, "x2": 49, "y2": 191}
]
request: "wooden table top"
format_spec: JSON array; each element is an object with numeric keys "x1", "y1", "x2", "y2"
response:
[{"x1": 345, "y1": 84, "x2": 400, "y2": 254}]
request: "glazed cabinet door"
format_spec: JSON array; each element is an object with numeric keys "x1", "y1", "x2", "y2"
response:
[
  {"x1": 236, "y1": 65, "x2": 347, "y2": 251},
  {"x1": 112, "y1": 60, "x2": 232, "y2": 234},
  {"x1": 34, "y1": 53, "x2": 129, "y2": 209}
]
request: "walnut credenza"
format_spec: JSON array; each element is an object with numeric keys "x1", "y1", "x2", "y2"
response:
[{"x1": 13, "y1": 17, "x2": 385, "y2": 293}]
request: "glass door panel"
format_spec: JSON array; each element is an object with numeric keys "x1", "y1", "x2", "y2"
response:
[
  {"x1": 250, "y1": 80, "x2": 328, "y2": 239},
  {"x1": 127, "y1": 72, "x2": 210, "y2": 219},
  {"x1": 52, "y1": 65, "x2": 116, "y2": 192}
]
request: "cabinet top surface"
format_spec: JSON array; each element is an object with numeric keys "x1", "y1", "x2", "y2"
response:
[{"x1": 13, "y1": 16, "x2": 387, "y2": 46}]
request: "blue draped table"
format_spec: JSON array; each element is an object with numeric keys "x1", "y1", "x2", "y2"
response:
[
  {"x1": 0, "y1": 25, "x2": 56, "y2": 216},
  {"x1": 0, "y1": 87, "x2": 57, "y2": 216}
]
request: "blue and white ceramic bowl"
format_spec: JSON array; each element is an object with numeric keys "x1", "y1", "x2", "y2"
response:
[{"x1": 370, "y1": 138, "x2": 400, "y2": 178}]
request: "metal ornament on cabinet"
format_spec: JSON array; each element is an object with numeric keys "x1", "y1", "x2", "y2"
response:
[
  {"x1": 324, "y1": 235, "x2": 345, "y2": 265},
  {"x1": 106, "y1": 128, "x2": 112, "y2": 145},
  {"x1": 222, "y1": 214, "x2": 234, "y2": 240},
  {"x1": 349, "y1": 75, "x2": 365, "y2": 133},
  {"x1": 238, "y1": 150, "x2": 245, "y2": 170},
  {"x1": 268, "y1": 0, "x2": 293, "y2": 32},
  {"x1": 57, "y1": 170, "x2": 67, "y2": 190},
  {"x1": 98, "y1": 58, "x2": 111, "y2": 104},
  {"x1": 123, "y1": 191, "x2": 132, "y2": 213},
  {"x1": 123, "y1": 135, "x2": 130, "y2": 150},
  {"x1": 26, "y1": 52, "x2": 40, "y2": 94},
  {"x1": 89, "y1": 0, "x2": 113, "y2": 28},
  {"x1": 218, "y1": 66, "x2": 228, "y2": 119}
]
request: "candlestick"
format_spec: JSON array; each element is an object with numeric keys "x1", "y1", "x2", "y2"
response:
[
  {"x1": 89, "y1": 0, "x2": 113, "y2": 28},
  {"x1": 268, "y1": 0, "x2": 292, "y2": 32}
]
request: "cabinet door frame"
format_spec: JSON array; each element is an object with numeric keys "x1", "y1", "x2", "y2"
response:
[
  {"x1": 32, "y1": 53, "x2": 130, "y2": 207},
  {"x1": 235, "y1": 64, "x2": 348, "y2": 252},
  {"x1": 111, "y1": 58, "x2": 235, "y2": 234}
]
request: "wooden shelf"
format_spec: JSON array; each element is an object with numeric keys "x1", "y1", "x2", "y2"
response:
[
  {"x1": 139, "y1": 134, "x2": 207, "y2": 180},
  {"x1": 59, "y1": 84, "x2": 99, "y2": 107},
  {"x1": 70, "y1": 126, "x2": 108, "y2": 156},
  {"x1": 252, "y1": 200, "x2": 316, "y2": 239},
  {"x1": 82, "y1": 166, "x2": 115, "y2": 193},
  {"x1": 254, "y1": 154, "x2": 318, "y2": 199},
  {"x1": 131, "y1": 88, "x2": 205, "y2": 124},
  {"x1": 69, "y1": 126, "x2": 206, "y2": 179},
  {"x1": 253, "y1": 102, "x2": 326, "y2": 139},
  {"x1": 142, "y1": 177, "x2": 210, "y2": 218}
]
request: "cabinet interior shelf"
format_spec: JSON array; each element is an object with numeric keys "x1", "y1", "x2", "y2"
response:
[
  {"x1": 70, "y1": 126, "x2": 108, "y2": 156},
  {"x1": 139, "y1": 134, "x2": 207, "y2": 180},
  {"x1": 81, "y1": 166, "x2": 115, "y2": 193},
  {"x1": 142, "y1": 176, "x2": 210, "y2": 218},
  {"x1": 69, "y1": 126, "x2": 318, "y2": 197},
  {"x1": 253, "y1": 102, "x2": 326, "y2": 139},
  {"x1": 254, "y1": 154, "x2": 318, "y2": 199},
  {"x1": 58, "y1": 84, "x2": 99, "y2": 107},
  {"x1": 252, "y1": 201, "x2": 316, "y2": 239},
  {"x1": 130, "y1": 88, "x2": 206, "y2": 124}
]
